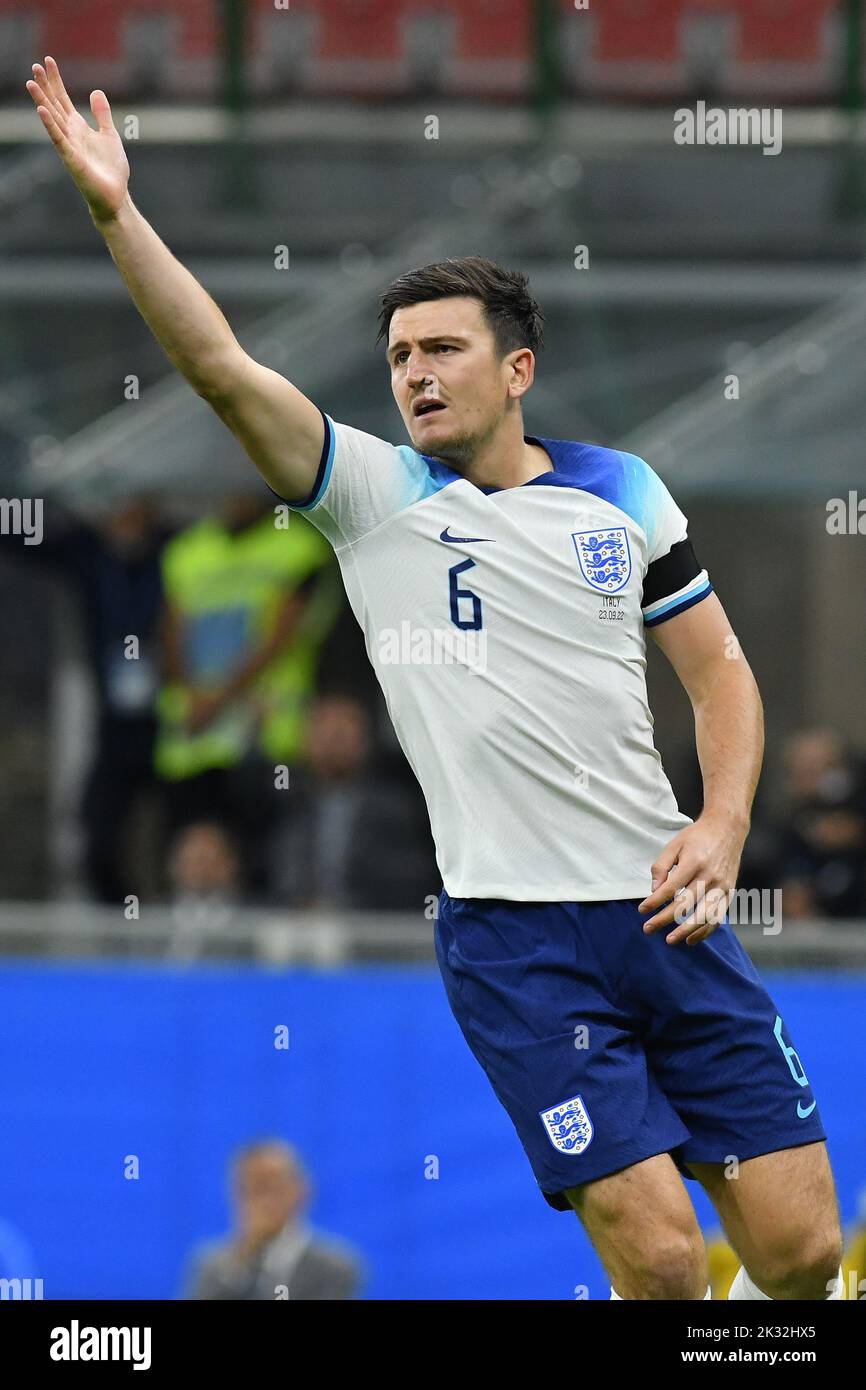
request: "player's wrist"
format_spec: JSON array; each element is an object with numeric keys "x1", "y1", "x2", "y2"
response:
[
  {"x1": 89, "y1": 189, "x2": 133, "y2": 232},
  {"x1": 699, "y1": 804, "x2": 751, "y2": 835}
]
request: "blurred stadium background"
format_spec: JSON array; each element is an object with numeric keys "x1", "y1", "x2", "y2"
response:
[{"x1": 1, "y1": 0, "x2": 865, "y2": 1300}]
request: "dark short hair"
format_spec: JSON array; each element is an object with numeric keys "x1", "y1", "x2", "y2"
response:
[{"x1": 376, "y1": 255, "x2": 545, "y2": 359}]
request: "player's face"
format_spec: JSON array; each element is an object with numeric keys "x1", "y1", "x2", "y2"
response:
[{"x1": 387, "y1": 298, "x2": 517, "y2": 466}]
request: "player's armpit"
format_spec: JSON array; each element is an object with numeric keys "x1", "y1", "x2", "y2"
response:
[{"x1": 200, "y1": 348, "x2": 326, "y2": 503}]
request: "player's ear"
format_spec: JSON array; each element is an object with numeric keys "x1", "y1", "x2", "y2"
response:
[{"x1": 506, "y1": 347, "x2": 535, "y2": 397}]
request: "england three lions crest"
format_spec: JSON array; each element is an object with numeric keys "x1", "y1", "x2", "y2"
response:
[
  {"x1": 539, "y1": 1093, "x2": 594, "y2": 1155},
  {"x1": 572, "y1": 527, "x2": 631, "y2": 593}
]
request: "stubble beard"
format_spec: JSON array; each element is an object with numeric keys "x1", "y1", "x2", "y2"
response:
[{"x1": 417, "y1": 408, "x2": 503, "y2": 477}]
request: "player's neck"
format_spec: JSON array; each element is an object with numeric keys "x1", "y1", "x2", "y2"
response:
[{"x1": 460, "y1": 426, "x2": 553, "y2": 491}]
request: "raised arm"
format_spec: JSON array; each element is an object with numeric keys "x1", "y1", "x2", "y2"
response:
[{"x1": 26, "y1": 56, "x2": 323, "y2": 501}]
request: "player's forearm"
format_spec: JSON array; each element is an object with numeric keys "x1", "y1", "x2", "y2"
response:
[
  {"x1": 93, "y1": 193, "x2": 239, "y2": 396},
  {"x1": 691, "y1": 660, "x2": 764, "y2": 830}
]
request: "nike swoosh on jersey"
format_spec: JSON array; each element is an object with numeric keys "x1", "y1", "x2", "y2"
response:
[
  {"x1": 439, "y1": 527, "x2": 495, "y2": 544},
  {"x1": 797, "y1": 1099, "x2": 817, "y2": 1119}
]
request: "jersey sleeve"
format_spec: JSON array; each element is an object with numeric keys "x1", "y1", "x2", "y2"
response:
[
  {"x1": 278, "y1": 410, "x2": 436, "y2": 550},
  {"x1": 638, "y1": 461, "x2": 713, "y2": 627}
]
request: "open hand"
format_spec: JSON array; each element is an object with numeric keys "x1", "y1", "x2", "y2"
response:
[{"x1": 26, "y1": 55, "x2": 129, "y2": 223}]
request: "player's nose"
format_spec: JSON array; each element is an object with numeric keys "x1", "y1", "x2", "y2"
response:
[{"x1": 404, "y1": 353, "x2": 430, "y2": 386}]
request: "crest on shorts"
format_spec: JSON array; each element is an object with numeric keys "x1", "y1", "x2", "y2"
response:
[
  {"x1": 539, "y1": 1093, "x2": 594, "y2": 1155},
  {"x1": 571, "y1": 527, "x2": 631, "y2": 592}
]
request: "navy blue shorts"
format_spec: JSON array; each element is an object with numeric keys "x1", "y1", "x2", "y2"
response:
[{"x1": 434, "y1": 892, "x2": 827, "y2": 1211}]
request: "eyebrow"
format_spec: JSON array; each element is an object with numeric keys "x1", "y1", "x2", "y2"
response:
[{"x1": 386, "y1": 334, "x2": 468, "y2": 361}]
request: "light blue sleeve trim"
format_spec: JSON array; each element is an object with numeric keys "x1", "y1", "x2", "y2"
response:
[
  {"x1": 643, "y1": 580, "x2": 713, "y2": 627},
  {"x1": 285, "y1": 410, "x2": 337, "y2": 511}
]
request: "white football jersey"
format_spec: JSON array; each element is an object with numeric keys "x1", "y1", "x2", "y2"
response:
[{"x1": 286, "y1": 413, "x2": 712, "y2": 901}]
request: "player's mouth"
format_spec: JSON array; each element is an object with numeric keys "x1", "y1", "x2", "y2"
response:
[{"x1": 413, "y1": 398, "x2": 447, "y2": 419}]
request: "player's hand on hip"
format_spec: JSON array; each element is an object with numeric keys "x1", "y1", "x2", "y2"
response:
[
  {"x1": 26, "y1": 56, "x2": 130, "y2": 224},
  {"x1": 638, "y1": 812, "x2": 747, "y2": 946}
]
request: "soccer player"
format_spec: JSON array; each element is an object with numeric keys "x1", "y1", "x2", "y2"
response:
[{"x1": 28, "y1": 57, "x2": 845, "y2": 1300}]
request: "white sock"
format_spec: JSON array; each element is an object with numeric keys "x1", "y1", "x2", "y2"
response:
[
  {"x1": 728, "y1": 1265, "x2": 771, "y2": 1300},
  {"x1": 610, "y1": 1283, "x2": 711, "y2": 1299},
  {"x1": 728, "y1": 1264, "x2": 844, "y2": 1300}
]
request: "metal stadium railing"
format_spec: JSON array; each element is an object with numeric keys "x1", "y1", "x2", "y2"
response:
[{"x1": 0, "y1": 903, "x2": 863, "y2": 967}]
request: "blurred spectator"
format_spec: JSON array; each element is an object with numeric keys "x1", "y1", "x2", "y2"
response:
[
  {"x1": 783, "y1": 727, "x2": 865, "y2": 805},
  {"x1": 168, "y1": 820, "x2": 244, "y2": 950},
  {"x1": 2, "y1": 495, "x2": 171, "y2": 901},
  {"x1": 156, "y1": 495, "x2": 340, "y2": 890},
  {"x1": 269, "y1": 693, "x2": 439, "y2": 910},
  {"x1": 170, "y1": 820, "x2": 242, "y2": 901},
  {"x1": 184, "y1": 1138, "x2": 363, "y2": 1300},
  {"x1": 777, "y1": 727, "x2": 866, "y2": 919}
]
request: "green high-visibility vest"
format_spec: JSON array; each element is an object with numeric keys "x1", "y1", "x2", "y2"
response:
[{"x1": 155, "y1": 510, "x2": 336, "y2": 780}]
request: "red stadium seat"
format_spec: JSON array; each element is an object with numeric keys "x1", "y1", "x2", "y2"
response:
[
  {"x1": 563, "y1": 0, "x2": 838, "y2": 65},
  {"x1": 1, "y1": 0, "x2": 846, "y2": 102},
  {"x1": 695, "y1": 0, "x2": 839, "y2": 99},
  {"x1": 556, "y1": 0, "x2": 684, "y2": 98},
  {"x1": 310, "y1": 0, "x2": 405, "y2": 61},
  {"x1": 32, "y1": 0, "x2": 124, "y2": 61},
  {"x1": 253, "y1": 0, "x2": 531, "y2": 97},
  {"x1": 728, "y1": 0, "x2": 835, "y2": 64},
  {"x1": 31, "y1": 0, "x2": 217, "y2": 61},
  {"x1": 114, "y1": 0, "x2": 218, "y2": 62},
  {"x1": 559, "y1": 0, "x2": 841, "y2": 100},
  {"x1": 589, "y1": 0, "x2": 685, "y2": 65},
  {"x1": 288, "y1": 0, "x2": 407, "y2": 95},
  {"x1": 436, "y1": 0, "x2": 532, "y2": 97},
  {"x1": 446, "y1": 0, "x2": 532, "y2": 63}
]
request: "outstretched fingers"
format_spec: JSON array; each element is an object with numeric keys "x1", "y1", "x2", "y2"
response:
[
  {"x1": 33, "y1": 102, "x2": 71, "y2": 154},
  {"x1": 28, "y1": 68, "x2": 69, "y2": 132},
  {"x1": 43, "y1": 55, "x2": 78, "y2": 118}
]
